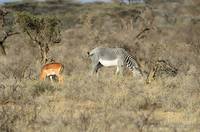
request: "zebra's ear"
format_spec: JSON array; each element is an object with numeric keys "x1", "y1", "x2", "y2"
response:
[{"x1": 87, "y1": 52, "x2": 90, "y2": 56}]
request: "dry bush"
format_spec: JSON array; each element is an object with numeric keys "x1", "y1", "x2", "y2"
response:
[
  {"x1": 0, "y1": 1, "x2": 199, "y2": 132},
  {"x1": 0, "y1": 106, "x2": 22, "y2": 132},
  {"x1": 32, "y1": 82, "x2": 56, "y2": 97},
  {"x1": 0, "y1": 80, "x2": 43, "y2": 132}
]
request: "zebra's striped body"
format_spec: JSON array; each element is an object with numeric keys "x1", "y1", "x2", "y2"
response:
[{"x1": 88, "y1": 47, "x2": 142, "y2": 76}]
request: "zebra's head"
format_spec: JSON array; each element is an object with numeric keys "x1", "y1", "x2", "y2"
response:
[
  {"x1": 87, "y1": 51, "x2": 94, "y2": 57},
  {"x1": 132, "y1": 67, "x2": 143, "y2": 78}
]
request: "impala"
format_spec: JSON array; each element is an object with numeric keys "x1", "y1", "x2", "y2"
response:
[{"x1": 39, "y1": 63, "x2": 64, "y2": 84}]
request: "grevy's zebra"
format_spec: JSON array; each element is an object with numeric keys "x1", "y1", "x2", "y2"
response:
[{"x1": 87, "y1": 47, "x2": 142, "y2": 77}]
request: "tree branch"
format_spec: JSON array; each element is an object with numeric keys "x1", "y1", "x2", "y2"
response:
[
  {"x1": 1, "y1": 31, "x2": 19, "y2": 43},
  {"x1": 26, "y1": 29, "x2": 40, "y2": 44},
  {"x1": 135, "y1": 28, "x2": 150, "y2": 39},
  {"x1": 0, "y1": 31, "x2": 20, "y2": 55}
]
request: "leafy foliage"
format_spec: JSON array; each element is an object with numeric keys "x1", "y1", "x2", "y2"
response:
[
  {"x1": 16, "y1": 12, "x2": 61, "y2": 45},
  {"x1": 16, "y1": 12, "x2": 61, "y2": 63}
]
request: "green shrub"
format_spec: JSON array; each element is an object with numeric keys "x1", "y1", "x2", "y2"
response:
[{"x1": 32, "y1": 82, "x2": 55, "y2": 96}]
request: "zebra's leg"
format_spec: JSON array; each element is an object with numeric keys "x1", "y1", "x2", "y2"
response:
[
  {"x1": 90, "y1": 55, "x2": 102, "y2": 75},
  {"x1": 116, "y1": 66, "x2": 120, "y2": 75},
  {"x1": 116, "y1": 60, "x2": 124, "y2": 75},
  {"x1": 91, "y1": 62, "x2": 103, "y2": 75},
  {"x1": 116, "y1": 65, "x2": 124, "y2": 75},
  {"x1": 91, "y1": 62, "x2": 98, "y2": 75}
]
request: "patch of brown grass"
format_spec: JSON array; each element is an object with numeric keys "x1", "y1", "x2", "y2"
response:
[{"x1": 0, "y1": 1, "x2": 200, "y2": 131}]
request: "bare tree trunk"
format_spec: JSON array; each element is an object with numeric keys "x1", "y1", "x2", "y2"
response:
[
  {"x1": 44, "y1": 43, "x2": 49, "y2": 63},
  {"x1": 39, "y1": 43, "x2": 49, "y2": 64},
  {"x1": 39, "y1": 44, "x2": 44, "y2": 64},
  {"x1": 0, "y1": 42, "x2": 6, "y2": 55}
]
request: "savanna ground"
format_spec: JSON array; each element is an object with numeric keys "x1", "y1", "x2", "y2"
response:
[{"x1": 0, "y1": 0, "x2": 200, "y2": 131}]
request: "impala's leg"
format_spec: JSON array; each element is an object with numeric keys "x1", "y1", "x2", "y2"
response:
[
  {"x1": 39, "y1": 73, "x2": 46, "y2": 81},
  {"x1": 60, "y1": 75, "x2": 64, "y2": 84},
  {"x1": 58, "y1": 74, "x2": 64, "y2": 84},
  {"x1": 49, "y1": 75, "x2": 53, "y2": 83}
]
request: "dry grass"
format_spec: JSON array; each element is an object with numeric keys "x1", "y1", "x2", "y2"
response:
[{"x1": 0, "y1": 1, "x2": 200, "y2": 132}]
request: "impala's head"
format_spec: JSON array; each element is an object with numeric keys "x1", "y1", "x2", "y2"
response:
[{"x1": 40, "y1": 63, "x2": 64, "y2": 84}]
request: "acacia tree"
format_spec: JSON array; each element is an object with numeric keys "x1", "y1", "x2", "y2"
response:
[
  {"x1": 16, "y1": 12, "x2": 61, "y2": 64},
  {"x1": 0, "y1": 8, "x2": 19, "y2": 55},
  {"x1": 111, "y1": 0, "x2": 124, "y2": 4},
  {"x1": 128, "y1": 0, "x2": 132, "y2": 4}
]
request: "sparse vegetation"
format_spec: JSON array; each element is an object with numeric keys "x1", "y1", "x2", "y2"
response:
[
  {"x1": 32, "y1": 82, "x2": 56, "y2": 97},
  {"x1": 16, "y1": 12, "x2": 61, "y2": 63},
  {"x1": 0, "y1": 8, "x2": 19, "y2": 55},
  {"x1": 0, "y1": 0, "x2": 200, "y2": 132}
]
